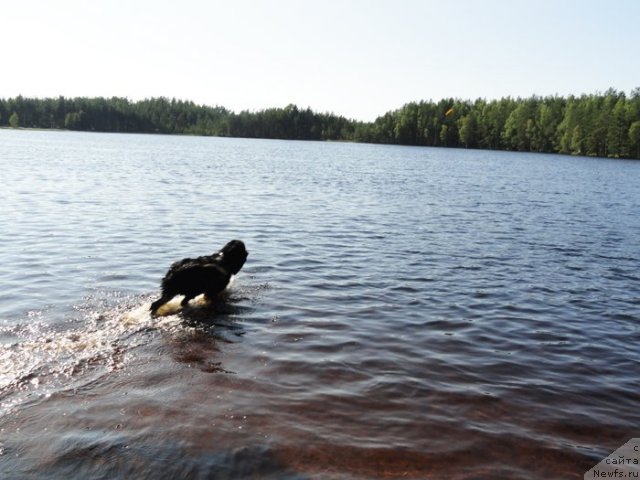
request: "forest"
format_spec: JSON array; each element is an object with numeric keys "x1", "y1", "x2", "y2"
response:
[{"x1": 1, "y1": 89, "x2": 639, "y2": 159}]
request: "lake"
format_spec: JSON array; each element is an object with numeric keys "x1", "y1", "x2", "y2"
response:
[{"x1": 0, "y1": 129, "x2": 639, "y2": 479}]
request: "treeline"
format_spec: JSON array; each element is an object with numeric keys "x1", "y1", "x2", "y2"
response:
[
  {"x1": 363, "y1": 89, "x2": 640, "y2": 159},
  {"x1": 0, "y1": 96, "x2": 355, "y2": 141},
  {"x1": 1, "y1": 89, "x2": 639, "y2": 158}
]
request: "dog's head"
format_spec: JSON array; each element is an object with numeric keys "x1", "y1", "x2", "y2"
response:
[{"x1": 218, "y1": 239, "x2": 248, "y2": 275}]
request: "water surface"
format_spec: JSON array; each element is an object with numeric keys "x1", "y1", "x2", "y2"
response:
[{"x1": 1, "y1": 130, "x2": 639, "y2": 479}]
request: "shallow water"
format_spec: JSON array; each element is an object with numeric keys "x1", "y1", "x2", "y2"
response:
[{"x1": 1, "y1": 130, "x2": 639, "y2": 479}]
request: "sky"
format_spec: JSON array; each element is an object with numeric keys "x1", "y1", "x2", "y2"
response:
[{"x1": 2, "y1": 0, "x2": 639, "y2": 121}]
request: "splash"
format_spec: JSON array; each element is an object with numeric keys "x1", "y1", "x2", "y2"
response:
[
  {"x1": 0, "y1": 278, "x2": 259, "y2": 416},
  {"x1": 0, "y1": 294, "x2": 184, "y2": 415}
]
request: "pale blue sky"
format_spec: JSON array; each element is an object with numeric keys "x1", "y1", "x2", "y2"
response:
[{"x1": 2, "y1": 0, "x2": 639, "y2": 121}]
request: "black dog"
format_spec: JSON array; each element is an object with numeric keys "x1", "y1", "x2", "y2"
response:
[{"x1": 150, "y1": 240, "x2": 248, "y2": 316}]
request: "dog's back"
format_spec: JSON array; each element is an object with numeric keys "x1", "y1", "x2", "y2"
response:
[
  {"x1": 150, "y1": 240, "x2": 248, "y2": 315},
  {"x1": 162, "y1": 263, "x2": 230, "y2": 299}
]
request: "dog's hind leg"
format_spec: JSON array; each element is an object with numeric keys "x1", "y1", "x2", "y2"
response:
[
  {"x1": 181, "y1": 294, "x2": 196, "y2": 308},
  {"x1": 150, "y1": 295, "x2": 171, "y2": 315},
  {"x1": 204, "y1": 282, "x2": 229, "y2": 305}
]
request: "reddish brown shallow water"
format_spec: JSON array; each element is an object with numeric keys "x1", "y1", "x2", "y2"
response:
[
  {"x1": 1, "y1": 132, "x2": 639, "y2": 479},
  {"x1": 0, "y1": 330, "x2": 607, "y2": 479},
  {"x1": 1, "y1": 284, "x2": 636, "y2": 479}
]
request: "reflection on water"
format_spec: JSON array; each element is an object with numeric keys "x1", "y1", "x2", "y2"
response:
[{"x1": 1, "y1": 130, "x2": 639, "y2": 479}]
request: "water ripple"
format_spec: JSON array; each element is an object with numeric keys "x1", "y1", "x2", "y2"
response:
[{"x1": 1, "y1": 131, "x2": 639, "y2": 478}]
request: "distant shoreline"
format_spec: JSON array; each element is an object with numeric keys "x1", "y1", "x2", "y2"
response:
[
  {"x1": 3, "y1": 126, "x2": 637, "y2": 163},
  {"x1": 1, "y1": 91, "x2": 639, "y2": 159}
]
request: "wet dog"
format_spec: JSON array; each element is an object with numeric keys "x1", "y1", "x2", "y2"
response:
[{"x1": 150, "y1": 240, "x2": 248, "y2": 316}]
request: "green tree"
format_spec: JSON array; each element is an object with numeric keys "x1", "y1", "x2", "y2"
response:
[
  {"x1": 394, "y1": 103, "x2": 418, "y2": 144},
  {"x1": 557, "y1": 97, "x2": 580, "y2": 154},
  {"x1": 584, "y1": 94, "x2": 607, "y2": 156},
  {"x1": 629, "y1": 121, "x2": 640, "y2": 158},
  {"x1": 458, "y1": 111, "x2": 479, "y2": 148},
  {"x1": 64, "y1": 111, "x2": 85, "y2": 130},
  {"x1": 570, "y1": 125, "x2": 585, "y2": 155},
  {"x1": 9, "y1": 111, "x2": 19, "y2": 128},
  {"x1": 502, "y1": 99, "x2": 539, "y2": 151},
  {"x1": 537, "y1": 98, "x2": 564, "y2": 152},
  {"x1": 607, "y1": 97, "x2": 628, "y2": 157},
  {"x1": 481, "y1": 98, "x2": 514, "y2": 150}
]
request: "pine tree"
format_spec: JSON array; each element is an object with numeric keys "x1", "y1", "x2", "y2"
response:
[{"x1": 9, "y1": 112, "x2": 19, "y2": 128}]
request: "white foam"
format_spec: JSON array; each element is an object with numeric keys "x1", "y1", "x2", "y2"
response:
[
  {"x1": 0, "y1": 297, "x2": 184, "y2": 414},
  {"x1": 0, "y1": 280, "x2": 250, "y2": 415}
]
